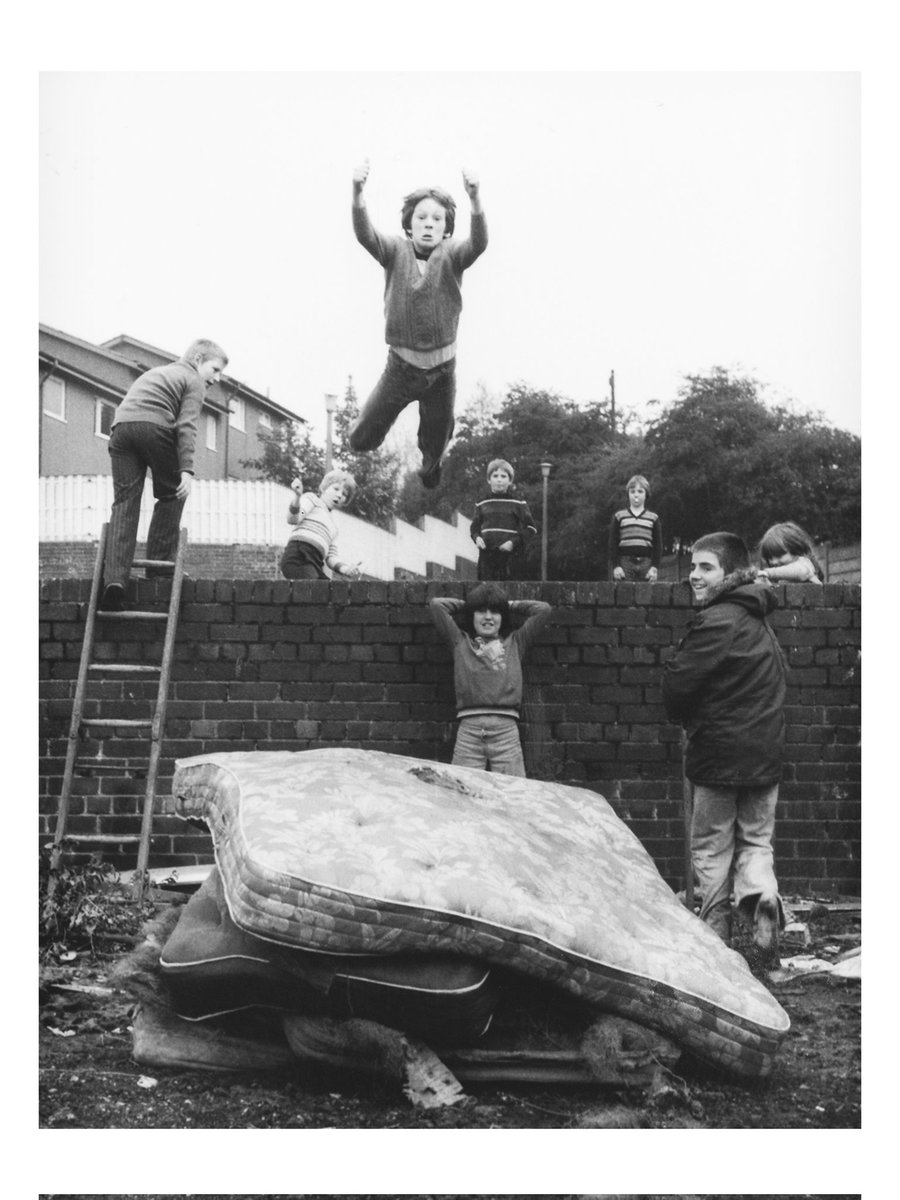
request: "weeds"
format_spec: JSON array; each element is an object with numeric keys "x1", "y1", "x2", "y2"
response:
[{"x1": 39, "y1": 847, "x2": 154, "y2": 958}]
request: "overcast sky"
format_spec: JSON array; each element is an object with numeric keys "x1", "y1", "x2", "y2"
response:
[{"x1": 39, "y1": 70, "x2": 860, "y2": 443}]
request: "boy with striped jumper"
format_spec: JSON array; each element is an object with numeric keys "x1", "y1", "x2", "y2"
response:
[
  {"x1": 470, "y1": 459, "x2": 537, "y2": 581},
  {"x1": 608, "y1": 474, "x2": 663, "y2": 581},
  {"x1": 279, "y1": 471, "x2": 362, "y2": 581}
]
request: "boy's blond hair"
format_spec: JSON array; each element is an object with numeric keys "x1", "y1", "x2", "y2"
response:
[
  {"x1": 626, "y1": 474, "x2": 650, "y2": 494},
  {"x1": 320, "y1": 469, "x2": 357, "y2": 498},
  {"x1": 183, "y1": 338, "x2": 229, "y2": 367}
]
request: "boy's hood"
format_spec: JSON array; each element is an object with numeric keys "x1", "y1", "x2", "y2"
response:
[{"x1": 701, "y1": 567, "x2": 778, "y2": 617}]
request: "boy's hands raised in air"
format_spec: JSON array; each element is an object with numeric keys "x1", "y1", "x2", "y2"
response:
[
  {"x1": 461, "y1": 167, "x2": 480, "y2": 200},
  {"x1": 352, "y1": 159, "x2": 370, "y2": 192},
  {"x1": 462, "y1": 167, "x2": 482, "y2": 215}
]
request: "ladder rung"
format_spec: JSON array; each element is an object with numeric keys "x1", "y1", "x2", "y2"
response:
[
  {"x1": 96, "y1": 610, "x2": 168, "y2": 621},
  {"x1": 132, "y1": 558, "x2": 175, "y2": 570},
  {"x1": 81, "y1": 718, "x2": 152, "y2": 729},
  {"x1": 47, "y1": 524, "x2": 189, "y2": 904},
  {"x1": 88, "y1": 664, "x2": 161, "y2": 674},
  {"x1": 60, "y1": 833, "x2": 144, "y2": 845},
  {"x1": 75, "y1": 763, "x2": 147, "y2": 776}
]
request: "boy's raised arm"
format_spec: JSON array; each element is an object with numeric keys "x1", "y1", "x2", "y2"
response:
[
  {"x1": 457, "y1": 167, "x2": 487, "y2": 263},
  {"x1": 352, "y1": 158, "x2": 392, "y2": 263},
  {"x1": 429, "y1": 596, "x2": 465, "y2": 645},
  {"x1": 509, "y1": 599, "x2": 552, "y2": 652}
]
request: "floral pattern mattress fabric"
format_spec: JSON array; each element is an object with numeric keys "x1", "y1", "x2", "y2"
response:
[{"x1": 172, "y1": 747, "x2": 790, "y2": 1078}]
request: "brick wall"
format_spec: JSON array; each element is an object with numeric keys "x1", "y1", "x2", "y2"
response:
[
  {"x1": 39, "y1": 578, "x2": 861, "y2": 895},
  {"x1": 39, "y1": 542, "x2": 476, "y2": 583}
]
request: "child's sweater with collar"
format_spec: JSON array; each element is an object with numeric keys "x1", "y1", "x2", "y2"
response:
[
  {"x1": 470, "y1": 489, "x2": 537, "y2": 551},
  {"x1": 111, "y1": 358, "x2": 206, "y2": 474},
  {"x1": 286, "y1": 492, "x2": 348, "y2": 574},
  {"x1": 430, "y1": 597, "x2": 551, "y2": 718},
  {"x1": 353, "y1": 206, "x2": 488, "y2": 353},
  {"x1": 608, "y1": 505, "x2": 663, "y2": 565}
]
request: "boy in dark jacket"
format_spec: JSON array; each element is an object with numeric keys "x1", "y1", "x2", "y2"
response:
[
  {"x1": 470, "y1": 459, "x2": 537, "y2": 581},
  {"x1": 662, "y1": 531, "x2": 787, "y2": 952}
]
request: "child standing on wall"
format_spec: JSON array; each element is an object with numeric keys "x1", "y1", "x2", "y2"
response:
[
  {"x1": 349, "y1": 159, "x2": 488, "y2": 489},
  {"x1": 470, "y1": 459, "x2": 537, "y2": 582},
  {"x1": 608, "y1": 474, "x2": 662, "y2": 581},
  {"x1": 100, "y1": 338, "x2": 229, "y2": 611},
  {"x1": 280, "y1": 471, "x2": 363, "y2": 581},
  {"x1": 429, "y1": 584, "x2": 551, "y2": 777},
  {"x1": 662, "y1": 532, "x2": 788, "y2": 954},
  {"x1": 758, "y1": 521, "x2": 824, "y2": 584}
]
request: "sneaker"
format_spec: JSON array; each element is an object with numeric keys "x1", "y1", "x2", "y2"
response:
[
  {"x1": 98, "y1": 583, "x2": 126, "y2": 612},
  {"x1": 753, "y1": 893, "x2": 780, "y2": 951},
  {"x1": 419, "y1": 461, "x2": 442, "y2": 489}
]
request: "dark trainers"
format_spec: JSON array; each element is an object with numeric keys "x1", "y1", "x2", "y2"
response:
[
  {"x1": 419, "y1": 461, "x2": 442, "y2": 489},
  {"x1": 753, "y1": 893, "x2": 780, "y2": 951},
  {"x1": 98, "y1": 583, "x2": 126, "y2": 612}
]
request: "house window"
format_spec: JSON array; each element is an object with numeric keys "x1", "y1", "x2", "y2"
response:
[
  {"x1": 206, "y1": 413, "x2": 218, "y2": 451},
  {"x1": 258, "y1": 411, "x2": 272, "y2": 430},
  {"x1": 228, "y1": 397, "x2": 245, "y2": 432},
  {"x1": 94, "y1": 398, "x2": 116, "y2": 439},
  {"x1": 43, "y1": 376, "x2": 66, "y2": 421}
]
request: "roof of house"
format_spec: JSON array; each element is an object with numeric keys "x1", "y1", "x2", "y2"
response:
[{"x1": 39, "y1": 325, "x2": 306, "y2": 423}]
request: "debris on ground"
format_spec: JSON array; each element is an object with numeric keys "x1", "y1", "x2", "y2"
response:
[{"x1": 39, "y1": 893, "x2": 860, "y2": 1129}]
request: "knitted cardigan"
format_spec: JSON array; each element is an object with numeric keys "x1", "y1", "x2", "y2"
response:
[{"x1": 353, "y1": 206, "x2": 488, "y2": 352}]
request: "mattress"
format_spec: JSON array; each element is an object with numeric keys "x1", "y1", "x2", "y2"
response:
[
  {"x1": 173, "y1": 748, "x2": 790, "y2": 1078},
  {"x1": 159, "y1": 867, "x2": 497, "y2": 1043}
]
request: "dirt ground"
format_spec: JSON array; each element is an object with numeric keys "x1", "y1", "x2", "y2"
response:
[{"x1": 39, "y1": 900, "x2": 859, "y2": 1130}]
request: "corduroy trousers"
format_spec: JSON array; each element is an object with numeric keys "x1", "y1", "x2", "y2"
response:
[{"x1": 104, "y1": 421, "x2": 187, "y2": 587}]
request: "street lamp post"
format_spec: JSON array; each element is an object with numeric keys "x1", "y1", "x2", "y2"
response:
[
  {"x1": 540, "y1": 461, "x2": 552, "y2": 582},
  {"x1": 324, "y1": 393, "x2": 338, "y2": 472}
]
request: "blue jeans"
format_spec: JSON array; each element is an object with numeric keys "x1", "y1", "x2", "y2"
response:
[
  {"x1": 452, "y1": 714, "x2": 525, "y2": 776},
  {"x1": 350, "y1": 350, "x2": 456, "y2": 473},
  {"x1": 691, "y1": 783, "x2": 782, "y2": 940},
  {"x1": 105, "y1": 422, "x2": 186, "y2": 587}
]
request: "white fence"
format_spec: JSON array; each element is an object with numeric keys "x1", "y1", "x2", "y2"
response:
[{"x1": 39, "y1": 475, "x2": 478, "y2": 580}]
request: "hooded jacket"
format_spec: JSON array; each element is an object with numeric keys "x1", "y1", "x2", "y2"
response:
[{"x1": 662, "y1": 568, "x2": 787, "y2": 787}]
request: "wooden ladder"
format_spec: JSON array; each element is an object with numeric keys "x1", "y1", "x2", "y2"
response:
[{"x1": 48, "y1": 523, "x2": 188, "y2": 900}]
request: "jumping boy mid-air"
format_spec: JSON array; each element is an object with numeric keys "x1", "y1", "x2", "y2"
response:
[{"x1": 349, "y1": 159, "x2": 488, "y2": 489}]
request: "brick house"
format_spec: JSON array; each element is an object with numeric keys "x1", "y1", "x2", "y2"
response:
[{"x1": 39, "y1": 325, "x2": 304, "y2": 481}]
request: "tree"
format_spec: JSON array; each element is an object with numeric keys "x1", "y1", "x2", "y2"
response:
[
  {"x1": 643, "y1": 368, "x2": 861, "y2": 549},
  {"x1": 396, "y1": 382, "x2": 621, "y2": 578},
  {"x1": 331, "y1": 377, "x2": 403, "y2": 530},
  {"x1": 240, "y1": 419, "x2": 325, "y2": 489},
  {"x1": 241, "y1": 378, "x2": 404, "y2": 530}
]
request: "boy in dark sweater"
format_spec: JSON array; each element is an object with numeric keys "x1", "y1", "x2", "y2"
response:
[
  {"x1": 430, "y1": 584, "x2": 551, "y2": 777},
  {"x1": 349, "y1": 158, "x2": 488, "y2": 488},
  {"x1": 100, "y1": 338, "x2": 228, "y2": 611},
  {"x1": 608, "y1": 474, "x2": 662, "y2": 581},
  {"x1": 470, "y1": 459, "x2": 537, "y2": 581},
  {"x1": 662, "y1": 532, "x2": 787, "y2": 952}
]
